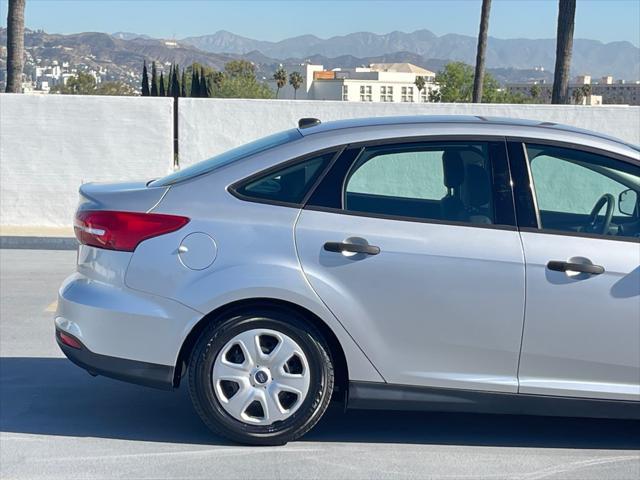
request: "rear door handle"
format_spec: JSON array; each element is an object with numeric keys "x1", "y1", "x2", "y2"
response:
[
  {"x1": 547, "y1": 260, "x2": 604, "y2": 275},
  {"x1": 324, "y1": 241, "x2": 380, "y2": 256}
]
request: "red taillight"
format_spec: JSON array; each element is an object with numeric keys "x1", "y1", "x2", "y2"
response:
[
  {"x1": 58, "y1": 331, "x2": 83, "y2": 350},
  {"x1": 74, "y1": 210, "x2": 189, "y2": 252}
]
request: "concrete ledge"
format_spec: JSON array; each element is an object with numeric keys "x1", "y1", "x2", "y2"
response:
[{"x1": 0, "y1": 236, "x2": 77, "y2": 250}]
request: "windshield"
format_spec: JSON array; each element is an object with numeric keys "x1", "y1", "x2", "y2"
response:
[{"x1": 150, "y1": 129, "x2": 302, "y2": 187}]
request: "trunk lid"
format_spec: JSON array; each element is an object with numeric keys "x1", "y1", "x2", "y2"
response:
[{"x1": 78, "y1": 181, "x2": 168, "y2": 213}]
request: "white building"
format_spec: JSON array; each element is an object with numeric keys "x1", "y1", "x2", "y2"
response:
[
  {"x1": 506, "y1": 75, "x2": 640, "y2": 105},
  {"x1": 270, "y1": 63, "x2": 438, "y2": 102}
]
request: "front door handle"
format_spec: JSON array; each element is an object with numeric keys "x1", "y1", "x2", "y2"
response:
[
  {"x1": 547, "y1": 260, "x2": 604, "y2": 275},
  {"x1": 324, "y1": 241, "x2": 380, "y2": 256}
]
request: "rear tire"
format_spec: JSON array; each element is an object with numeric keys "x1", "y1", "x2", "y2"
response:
[{"x1": 188, "y1": 308, "x2": 334, "y2": 445}]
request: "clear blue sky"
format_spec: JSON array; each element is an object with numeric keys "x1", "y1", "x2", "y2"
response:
[{"x1": 1, "y1": 0, "x2": 639, "y2": 46}]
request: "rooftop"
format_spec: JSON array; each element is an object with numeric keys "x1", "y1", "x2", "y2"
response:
[{"x1": 369, "y1": 63, "x2": 436, "y2": 75}]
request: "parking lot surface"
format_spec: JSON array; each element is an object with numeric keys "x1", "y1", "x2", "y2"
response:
[{"x1": 1, "y1": 249, "x2": 639, "y2": 479}]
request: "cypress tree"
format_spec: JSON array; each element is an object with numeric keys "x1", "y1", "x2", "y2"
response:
[
  {"x1": 150, "y1": 61, "x2": 158, "y2": 96},
  {"x1": 190, "y1": 65, "x2": 199, "y2": 97},
  {"x1": 167, "y1": 65, "x2": 174, "y2": 97},
  {"x1": 199, "y1": 72, "x2": 209, "y2": 98},
  {"x1": 181, "y1": 69, "x2": 187, "y2": 97},
  {"x1": 171, "y1": 64, "x2": 180, "y2": 98},
  {"x1": 141, "y1": 60, "x2": 150, "y2": 96},
  {"x1": 159, "y1": 71, "x2": 166, "y2": 96}
]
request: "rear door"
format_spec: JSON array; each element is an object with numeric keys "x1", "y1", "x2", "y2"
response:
[
  {"x1": 295, "y1": 138, "x2": 527, "y2": 392},
  {"x1": 510, "y1": 141, "x2": 640, "y2": 401}
]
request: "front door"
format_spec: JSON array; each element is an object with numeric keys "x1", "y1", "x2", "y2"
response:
[
  {"x1": 295, "y1": 139, "x2": 526, "y2": 392},
  {"x1": 515, "y1": 142, "x2": 640, "y2": 401}
]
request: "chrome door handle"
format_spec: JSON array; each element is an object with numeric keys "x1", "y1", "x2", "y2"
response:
[
  {"x1": 324, "y1": 241, "x2": 380, "y2": 256},
  {"x1": 547, "y1": 260, "x2": 604, "y2": 275}
]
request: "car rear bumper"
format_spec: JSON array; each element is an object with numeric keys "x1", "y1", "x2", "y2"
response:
[
  {"x1": 55, "y1": 272, "x2": 203, "y2": 389},
  {"x1": 56, "y1": 329, "x2": 175, "y2": 390}
]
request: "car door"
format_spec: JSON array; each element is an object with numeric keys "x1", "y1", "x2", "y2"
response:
[
  {"x1": 295, "y1": 138, "x2": 526, "y2": 392},
  {"x1": 511, "y1": 141, "x2": 640, "y2": 401}
]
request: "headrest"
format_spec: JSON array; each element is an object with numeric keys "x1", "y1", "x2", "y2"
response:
[
  {"x1": 442, "y1": 150, "x2": 465, "y2": 189},
  {"x1": 464, "y1": 165, "x2": 492, "y2": 207}
]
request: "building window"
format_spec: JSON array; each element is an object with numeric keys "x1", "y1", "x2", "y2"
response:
[
  {"x1": 360, "y1": 85, "x2": 372, "y2": 102},
  {"x1": 380, "y1": 85, "x2": 393, "y2": 102},
  {"x1": 421, "y1": 89, "x2": 427, "y2": 102},
  {"x1": 342, "y1": 85, "x2": 349, "y2": 101},
  {"x1": 401, "y1": 86, "x2": 414, "y2": 102}
]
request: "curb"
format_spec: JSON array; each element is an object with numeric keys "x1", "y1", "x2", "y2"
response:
[{"x1": 0, "y1": 236, "x2": 78, "y2": 250}]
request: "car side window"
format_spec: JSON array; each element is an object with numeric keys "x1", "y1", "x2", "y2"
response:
[
  {"x1": 526, "y1": 144, "x2": 640, "y2": 239},
  {"x1": 235, "y1": 152, "x2": 334, "y2": 205},
  {"x1": 343, "y1": 143, "x2": 496, "y2": 225}
]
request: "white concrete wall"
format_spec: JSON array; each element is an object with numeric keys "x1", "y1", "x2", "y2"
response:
[
  {"x1": 0, "y1": 94, "x2": 174, "y2": 228},
  {"x1": 1, "y1": 94, "x2": 639, "y2": 229},
  {"x1": 179, "y1": 99, "x2": 640, "y2": 167}
]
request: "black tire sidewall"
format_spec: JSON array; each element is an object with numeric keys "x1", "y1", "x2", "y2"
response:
[{"x1": 189, "y1": 311, "x2": 333, "y2": 444}]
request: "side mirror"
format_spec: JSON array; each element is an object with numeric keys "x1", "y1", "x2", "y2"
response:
[{"x1": 619, "y1": 189, "x2": 638, "y2": 216}]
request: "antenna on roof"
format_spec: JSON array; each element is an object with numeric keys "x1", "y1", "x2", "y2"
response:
[{"x1": 298, "y1": 118, "x2": 321, "y2": 129}]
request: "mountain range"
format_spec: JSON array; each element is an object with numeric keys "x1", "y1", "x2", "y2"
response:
[
  {"x1": 2, "y1": 28, "x2": 638, "y2": 86},
  {"x1": 181, "y1": 29, "x2": 640, "y2": 80}
]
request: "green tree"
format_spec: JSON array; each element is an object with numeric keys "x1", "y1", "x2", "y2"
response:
[
  {"x1": 273, "y1": 66, "x2": 287, "y2": 98},
  {"x1": 190, "y1": 66, "x2": 200, "y2": 97},
  {"x1": 211, "y1": 71, "x2": 225, "y2": 90},
  {"x1": 289, "y1": 71, "x2": 303, "y2": 99},
  {"x1": 51, "y1": 72, "x2": 97, "y2": 94},
  {"x1": 150, "y1": 61, "x2": 158, "y2": 96},
  {"x1": 141, "y1": 61, "x2": 150, "y2": 96},
  {"x1": 159, "y1": 71, "x2": 166, "y2": 96},
  {"x1": 552, "y1": 0, "x2": 576, "y2": 104},
  {"x1": 5, "y1": 0, "x2": 26, "y2": 93},
  {"x1": 472, "y1": 0, "x2": 492, "y2": 103},
  {"x1": 414, "y1": 76, "x2": 426, "y2": 99},
  {"x1": 225, "y1": 59, "x2": 256, "y2": 79},
  {"x1": 181, "y1": 69, "x2": 187, "y2": 97},
  {"x1": 170, "y1": 64, "x2": 180, "y2": 98},
  {"x1": 434, "y1": 62, "x2": 475, "y2": 102},
  {"x1": 530, "y1": 84, "x2": 541, "y2": 100},
  {"x1": 199, "y1": 71, "x2": 209, "y2": 97},
  {"x1": 434, "y1": 62, "x2": 527, "y2": 104},
  {"x1": 96, "y1": 81, "x2": 136, "y2": 96}
]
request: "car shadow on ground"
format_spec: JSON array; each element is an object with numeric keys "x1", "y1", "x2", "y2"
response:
[{"x1": 1, "y1": 357, "x2": 638, "y2": 449}]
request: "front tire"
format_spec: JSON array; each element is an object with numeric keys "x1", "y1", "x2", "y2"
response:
[{"x1": 188, "y1": 309, "x2": 334, "y2": 445}]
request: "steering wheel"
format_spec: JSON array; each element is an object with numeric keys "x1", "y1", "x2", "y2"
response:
[{"x1": 586, "y1": 193, "x2": 615, "y2": 235}]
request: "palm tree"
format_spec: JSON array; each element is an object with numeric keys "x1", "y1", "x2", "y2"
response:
[
  {"x1": 472, "y1": 0, "x2": 492, "y2": 103},
  {"x1": 5, "y1": 0, "x2": 26, "y2": 93},
  {"x1": 572, "y1": 87, "x2": 584, "y2": 105},
  {"x1": 289, "y1": 71, "x2": 303, "y2": 99},
  {"x1": 551, "y1": 0, "x2": 576, "y2": 104},
  {"x1": 273, "y1": 67, "x2": 287, "y2": 98},
  {"x1": 414, "y1": 76, "x2": 426, "y2": 101}
]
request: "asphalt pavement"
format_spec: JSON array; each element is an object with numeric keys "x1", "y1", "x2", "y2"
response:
[{"x1": 1, "y1": 249, "x2": 639, "y2": 479}]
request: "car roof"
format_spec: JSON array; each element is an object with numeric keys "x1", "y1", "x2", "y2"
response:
[{"x1": 297, "y1": 115, "x2": 639, "y2": 156}]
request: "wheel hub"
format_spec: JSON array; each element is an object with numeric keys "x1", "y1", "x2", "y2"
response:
[
  {"x1": 211, "y1": 328, "x2": 311, "y2": 425},
  {"x1": 253, "y1": 368, "x2": 270, "y2": 385}
]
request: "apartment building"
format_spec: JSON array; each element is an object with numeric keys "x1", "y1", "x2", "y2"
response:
[{"x1": 271, "y1": 63, "x2": 438, "y2": 102}]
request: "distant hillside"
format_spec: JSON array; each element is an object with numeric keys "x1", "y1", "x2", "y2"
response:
[
  {"x1": 0, "y1": 28, "x2": 237, "y2": 80},
  {"x1": 182, "y1": 29, "x2": 640, "y2": 80}
]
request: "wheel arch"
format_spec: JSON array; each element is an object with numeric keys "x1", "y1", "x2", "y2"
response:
[{"x1": 173, "y1": 297, "x2": 349, "y2": 400}]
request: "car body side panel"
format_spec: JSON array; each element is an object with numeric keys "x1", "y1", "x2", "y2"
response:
[
  {"x1": 295, "y1": 209, "x2": 526, "y2": 392},
  {"x1": 518, "y1": 231, "x2": 640, "y2": 401},
  {"x1": 125, "y1": 180, "x2": 384, "y2": 383}
]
